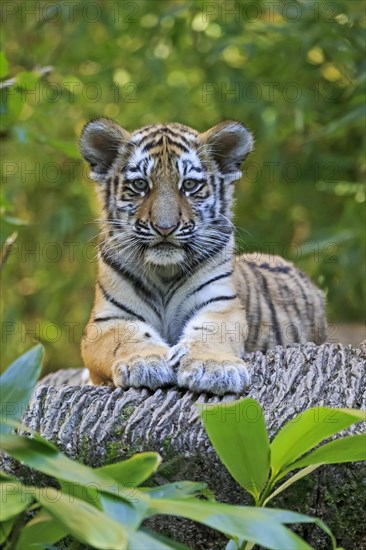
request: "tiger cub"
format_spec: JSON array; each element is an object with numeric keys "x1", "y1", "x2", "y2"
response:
[{"x1": 79, "y1": 119, "x2": 327, "y2": 395}]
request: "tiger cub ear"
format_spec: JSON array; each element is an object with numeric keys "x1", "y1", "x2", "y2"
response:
[
  {"x1": 200, "y1": 121, "x2": 253, "y2": 178},
  {"x1": 79, "y1": 118, "x2": 131, "y2": 182}
]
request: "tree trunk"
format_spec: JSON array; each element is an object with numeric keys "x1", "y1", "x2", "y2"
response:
[{"x1": 4, "y1": 342, "x2": 366, "y2": 549}]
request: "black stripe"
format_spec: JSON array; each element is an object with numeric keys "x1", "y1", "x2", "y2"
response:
[
  {"x1": 137, "y1": 127, "x2": 194, "y2": 148},
  {"x1": 219, "y1": 176, "x2": 226, "y2": 216},
  {"x1": 164, "y1": 135, "x2": 189, "y2": 152},
  {"x1": 173, "y1": 271, "x2": 234, "y2": 324},
  {"x1": 138, "y1": 129, "x2": 163, "y2": 144},
  {"x1": 254, "y1": 267, "x2": 283, "y2": 346},
  {"x1": 292, "y1": 269, "x2": 313, "y2": 321},
  {"x1": 190, "y1": 237, "x2": 231, "y2": 267},
  {"x1": 141, "y1": 136, "x2": 164, "y2": 153},
  {"x1": 98, "y1": 282, "x2": 146, "y2": 323},
  {"x1": 276, "y1": 275, "x2": 302, "y2": 341},
  {"x1": 113, "y1": 175, "x2": 119, "y2": 198},
  {"x1": 165, "y1": 128, "x2": 193, "y2": 144},
  {"x1": 187, "y1": 271, "x2": 233, "y2": 298},
  {"x1": 94, "y1": 316, "x2": 126, "y2": 323},
  {"x1": 105, "y1": 176, "x2": 113, "y2": 210},
  {"x1": 100, "y1": 250, "x2": 162, "y2": 321},
  {"x1": 241, "y1": 261, "x2": 262, "y2": 349},
  {"x1": 256, "y1": 262, "x2": 291, "y2": 274},
  {"x1": 123, "y1": 165, "x2": 140, "y2": 173},
  {"x1": 163, "y1": 247, "x2": 231, "y2": 306},
  {"x1": 238, "y1": 262, "x2": 251, "y2": 314},
  {"x1": 139, "y1": 131, "x2": 191, "y2": 154},
  {"x1": 182, "y1": 295, "x2": 237, "y2": 328},
  {"x1": 275, "y1": 279, "x2": 298, "y2": 342}
]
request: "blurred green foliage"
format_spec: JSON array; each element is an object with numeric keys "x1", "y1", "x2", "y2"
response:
[{"x1": 1, "y1": 0, "x2": 365, "y2": 373}]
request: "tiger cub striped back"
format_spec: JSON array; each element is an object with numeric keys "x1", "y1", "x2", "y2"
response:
[
  {"x1": 234, "y1": 254, "x2": 326, "y2": 351},
  {"x1": 79, "y1": 118, "x2": 327, "y2": 395}
]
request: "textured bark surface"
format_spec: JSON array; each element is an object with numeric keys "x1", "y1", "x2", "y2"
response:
[{"x1": 3, "y1": 342, "x2": 366, "y2": 549}]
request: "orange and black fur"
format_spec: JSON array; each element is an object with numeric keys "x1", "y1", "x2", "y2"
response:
[{"x1": 79, "y1": 119, "x2": 327, "y2": 395}]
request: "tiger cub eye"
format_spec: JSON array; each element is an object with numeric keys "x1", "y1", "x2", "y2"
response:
[
  {"x1": 131, "y1": 179, "x2": 149, "y2": 193},
  {"x1": 182, "y1": 179, "x2": 200, "y2": 193}
]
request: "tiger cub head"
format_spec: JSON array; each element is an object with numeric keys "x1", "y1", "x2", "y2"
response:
[{"x1": 80, "y1": 119, "x2": 253, "y2": 268}]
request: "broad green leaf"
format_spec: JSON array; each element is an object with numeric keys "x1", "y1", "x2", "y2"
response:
[
  {"x1": 0, "y1": 417, "x2": 54, "y2": 439},
  {"x1": 96, "y1": 452, "x2": 161, "y2": 486},
  {"x1": 16, "y1": 510, "x2": 67, "y2": 548},
  {"x1": 0, "y1": 480, "x2": 33, "y2": 520},
  {"x1": 0, "y1": 52, "x2": 8, "y2": 79},
  {"x1": 128, "y1": 529, "x2": 190, "y2": 549},
  {"x1": 264, "y1": 465, "x2": 320, "y2": 505},
  {"x1": 225, "y1": 539, "x2": 241, "y2": 550},
  {"x1": 59, "y1": 480, "x2": 102, "y2": 510},
  {"x1": 0, "y1": 433, "x2": 147, "y2": 506},
  {"x1": 100, "y1": 493, "x2": 144, "y2": 531},
  {"x1": 270, "y1": 407, "x2": 365, "y2": 476},
  {"x1": 199, "y1": 398, "x2": 270, "y2": 499},
  {"x1": 148, "y1": 500, "x2": 314, "y2": 550},
  {"x1": 0, "y1": 344, "x2": 44, "y2": 432},
  {"x1": 0, "y1": 518, "x2": 14, "y2": 544},
  {"x1": 0, "y1": 469, "x2": 14, "y2": 480},
  {"x1": 15, "y1": 71, "x2": 40, "y2": 90},
  {"x1": 141, "y1": 481, "x2": 210, "y2": 500},
  {"x1": 244, "y1": 506, "x2": 335, "y2": 544},
  {"x1": 287, "y1": 434, "x2": 366, "y2": 473},
  {"x1": 34, "y1": 487, "x2": 128, "y2": 549}
]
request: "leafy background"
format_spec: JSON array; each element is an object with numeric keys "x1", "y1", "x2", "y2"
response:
[{"x1": 1, "y1": 0, "x2": 365, "y2": 373}]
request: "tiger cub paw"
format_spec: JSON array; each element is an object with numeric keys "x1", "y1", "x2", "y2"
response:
[
  {"x1": 112, "y1": 351, "x2": 176, "y2": 390},
  {"x1": 171, "y1": 348, "x2": 250, "y2": 395}
]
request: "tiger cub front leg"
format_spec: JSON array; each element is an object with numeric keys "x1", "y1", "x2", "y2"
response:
[
  {"x1": 170, "y1": 299, "x2": 250, "y2": 395},
  {"x1": 81, "y1": 319, "x2": 174, "y2": 389}
]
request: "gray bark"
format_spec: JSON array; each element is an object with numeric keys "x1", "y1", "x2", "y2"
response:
[{"x1": 4, "y1": 342, "x2": 366, "y2": 549}]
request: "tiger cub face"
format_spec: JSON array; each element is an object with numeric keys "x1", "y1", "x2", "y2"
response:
[{"x1": 80, "y1": 119, "x2": 253, "y2": 269}]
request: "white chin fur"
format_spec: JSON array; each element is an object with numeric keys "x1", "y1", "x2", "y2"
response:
[{"x1": 145, "y1": 247, "x2": 186, "y2": 266}]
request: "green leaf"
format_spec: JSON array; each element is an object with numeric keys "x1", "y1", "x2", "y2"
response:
[
  {"x1": 0, "y1": 51, "x2": 9, "y2": 79},
  {"x1": 225, "y1": 539, "x2": 241, "y2": 550},
  {"x1": 287, "y1": 434, "x2": 366, "y2": 472},
  {"x1": 16, "y1": 510, "x2": 67, "y2": 548},
  {"x1": 59, "y1": 480, "x2": 102, "y2": 510},
  {"x1": 34, "y1": 487, "x2": 128, "y2": 549},
  {"x1": 0, "y1": 418, "x2": 56, "y2": 444},
  {"x1": 100, "y1": 493, "x2": 144, "y2": 532},
  {"x1": 15, "y1": 71, "x2": 40, "y2": 90},
  {"x1": 128, "y1": 529, "x2": 190, "y2": 549},
  {"x1": 0, "y1": 345, "x2": 44, "y2": 432},
  {"x1": 96, "y1": 452, "x2": 161, "y2": 486},
  {"x1": 263, "y1": 465, "x2": 320, "y2": 505},
  {"x1": 198, "y1": 398, "x2": 270, "y2": 500},
  {"x1": 0, "y1": 433, "x2": 147, "y2": 506},
  {"x1": 0, "y1": 480, "x2": 33, "y2": 521},
  {"x1": 148, "y1": 500, "x2": 315, "y2": 550},
  {"x1": 0, "y1": 518, "x2": 15, "y2": 545},
  {"x1": 0, "y1": 469, "x2": 14, "y2": 480},
  {"x1": 141, "y1": 481, "x2": 210, "y2": 500},
  {"x1": 270, "y1": 407, "x2": 365, "y2": 477}
]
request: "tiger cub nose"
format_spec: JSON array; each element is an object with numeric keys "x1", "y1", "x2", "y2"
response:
[{"x1": 152, "y1": 222, "x2": 179, "y2": 236}]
